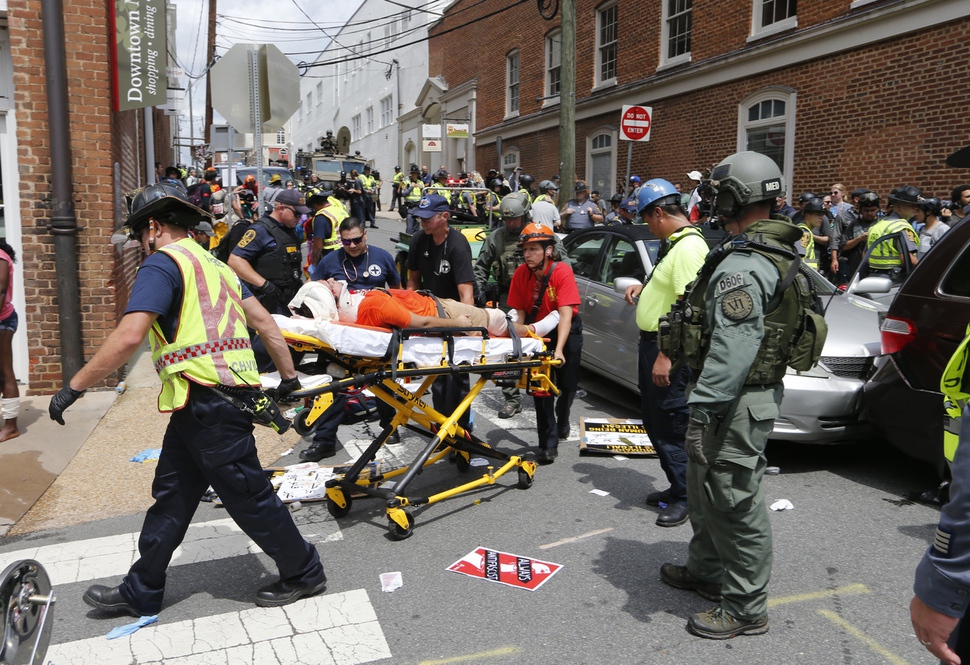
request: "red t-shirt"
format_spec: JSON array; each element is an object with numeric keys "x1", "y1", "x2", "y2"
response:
[
  {"x1": 356, "y1": 289, "x2": 437, "y2": 329},
  {"x1": 507, "y1": 261, "x2": 581, "y2": 322}
]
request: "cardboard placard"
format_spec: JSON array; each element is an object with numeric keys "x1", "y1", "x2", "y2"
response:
[
  {"x1": 447, "y1": 547, "x2": 562, "y2": 591},
  {"x1": 579, "y1": 418, "x2": 656, "y2": 457}
]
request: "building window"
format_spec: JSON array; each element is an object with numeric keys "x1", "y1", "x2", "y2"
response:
[
  {"x1": 751, "y1": 0, "x2": 796, "y2": 38},
  {"x1": 738, "y1": 88, "x2": 796, "y2": 189},
  {"x1": 502, "y1": 149, "x2": 519, "y2": 179},
  {"x1": 316, "y1": 81, "x2": 323, "y2": 105},
  {"x1": 366, "y1": 107, "x2": 374, "y2": 134},
  {"x1": 588, "y1": 131, "x2": 615, "y2": 198},
  {"x1": 276, "y1": 129, "x2": 285, "y2": 144},
  {"x1": 506, "y1": 50, "x2": 520, "y2": 116},
  {"x1": 596, "y1": 3, "x2": 617, "y2": 85},
  {"x1": 305, "y1": 92, "x2": 312, "y2": 118},
  {"x1": 352, "y1": 114, "x2": 361, "y2": 141},
  {"x1": 545, "y1": 31, "x2": 561, "y2": 99},
  {"x1": 380, "y1": 95, "x2": 393, "y2": 127},
  {"x1": 661, "y1": 0, "x2": 692, "y2": 65}
]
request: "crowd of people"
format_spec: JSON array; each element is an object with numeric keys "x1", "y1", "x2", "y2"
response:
[{"x1": 40, "y1": 151, "x2": 970, "y2": 656}]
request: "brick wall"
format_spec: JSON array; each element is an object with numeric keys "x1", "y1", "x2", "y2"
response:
[
  {"x1": 432, "y1": 2, "x2": 970, "y2": 208},
  {"x1": 9, "y1": 0, "x2": 170, "y2": 393}
]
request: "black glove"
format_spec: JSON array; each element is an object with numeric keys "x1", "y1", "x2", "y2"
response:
[
  {"x1": 49, "y1": 385, "x2": 85, "y2": 425},
  {"x1": 258, "y1": 280, "x2": 281, "y2": 299},
  {"x1": 685, "y1": 414, "x2": 709, "y2": 465},
  {"x1": 275, "y1": 376, "x2": 301, "y2": 401}
]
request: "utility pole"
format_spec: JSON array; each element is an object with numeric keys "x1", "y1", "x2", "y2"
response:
[
  {"x1": 558, "y1": 0, "x2": 576, "y2": 196},
  {"x1": 204, "y1": 0, "x2": 217, "y2": 162}
]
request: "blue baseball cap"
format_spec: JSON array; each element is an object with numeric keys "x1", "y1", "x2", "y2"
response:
[
  {"x1": 629, "y1": 175, "x2": 641, "y2": 184},
  {"x1": 412, "y1": 194, "x2": 451, "y2": 218},
  {"x1": 619, "y1": 197, "x2": 638, "y2": 214}
]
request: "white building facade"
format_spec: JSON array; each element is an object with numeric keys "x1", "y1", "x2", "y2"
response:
[{"x1": 289, "y1": 0, "x2": 446, "y2": 204}]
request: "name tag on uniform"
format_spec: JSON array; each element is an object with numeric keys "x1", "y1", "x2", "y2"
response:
[
  {"x1": 715, "y1": 272, "x2": 746, "y2": 297},
  {"x1": 286, "y1": 246, "x2": 298, "y2": 253}
]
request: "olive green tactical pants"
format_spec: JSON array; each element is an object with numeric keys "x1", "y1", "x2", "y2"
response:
[{"x1": 685, "y1": 384, "x2": 782, "y2": 620}]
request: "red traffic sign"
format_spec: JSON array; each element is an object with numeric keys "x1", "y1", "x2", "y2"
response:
[{"x1": 620, "y1": 105, "x2": 652, "y2": 142}]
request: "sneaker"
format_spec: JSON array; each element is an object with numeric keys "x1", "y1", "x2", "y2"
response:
[
  {"x1": 687, "y1": 606, "x2": 769, "y2": 640},
  {"x1": 497, "y1": 403, "x2": 521, "y2": 419},
  {"x1": 660, "y1": 563, "x2": 722, "y2": 601}
]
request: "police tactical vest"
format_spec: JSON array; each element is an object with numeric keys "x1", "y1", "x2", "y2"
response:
[
  {"x1": 661, "y1": 219, "x2": 827, "y2": 385},
  {"x1": 150, "y1": 239, "x2": 260, "y2": 411},
  {"x1": 797, "y1": 222, "x2": 818, "y2": 269},
  {"x1": 941, "y1": 324, "x2": 970, "y2": 462},
  {"x1": 252, "y1": 216, "x2": 303, "y2": 300},
  {"x1": 404, "y1": 180, "x2": 424, "y2": 202}
]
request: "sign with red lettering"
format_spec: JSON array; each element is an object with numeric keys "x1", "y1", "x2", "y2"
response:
[
  {"x1": 620, "y1": 105, "x2": 652, "y2": 142},
  {"x1": 447, "y1": 547, "x2": 562, "y2": 591}
]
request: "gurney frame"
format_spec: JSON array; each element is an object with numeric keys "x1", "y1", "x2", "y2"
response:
[{"x1": 282, "y1": 325, "x2": 560, "y2": 539}]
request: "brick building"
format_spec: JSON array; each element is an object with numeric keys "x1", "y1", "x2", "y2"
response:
[
  {"x1": 427, "y1": 0, "x2": 969, "y2": 201},
  {"x1": 4, "y1": 0, "x2": 173, "y2": 393}
]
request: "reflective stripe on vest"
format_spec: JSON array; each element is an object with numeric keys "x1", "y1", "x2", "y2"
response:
[
  {"x1": 319, "y1": 204, "x2": 348, "y2": 253},
  {"x1": 149, "y1": 239, "x2": 259, "y2": 412},
  {"x1": 404, "y1": 181, "x2": 424, "y2": 202},
  {"x1": 941, "y1": 324, "x2": 970, "y2": 462},
  {"x1": 867, "y1": 219, "x2": 917, "y2": 269}
]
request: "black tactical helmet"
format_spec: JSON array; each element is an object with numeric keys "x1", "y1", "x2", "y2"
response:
[
  {"x1": 491, "y1": 178, "x2": 504, "y2": 190},
  {"x1": 519, "y1": 174, "x2": 535, "y2": 190},
  {"x1": 858, "y1": 192, "x2": 881, "y2": 207},
  {"x1": 917, "y1": 196, "x2": 943, "y2": 216},
  {"x1": 124, "y1": 183, "x2": 205, "y2": 235}
]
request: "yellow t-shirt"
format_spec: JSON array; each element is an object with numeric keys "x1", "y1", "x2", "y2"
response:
[{"x1": 636, "y1": 228, "x2": 708, "y2": 332}]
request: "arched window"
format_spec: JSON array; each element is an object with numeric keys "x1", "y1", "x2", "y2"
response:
[
  {"x1": 587, "y1": 130, "x2": 616, "y2": 198},
  {"x1": 738, "y1": 87, "x2": 795, "y2": 189},
  {"x1": 503, "y1": 148, "x2": 520, "y2": 179}
]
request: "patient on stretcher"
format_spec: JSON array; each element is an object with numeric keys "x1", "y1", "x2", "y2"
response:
[{"x1": 289, "y1": 280, "x2": 562, "y2": 338}]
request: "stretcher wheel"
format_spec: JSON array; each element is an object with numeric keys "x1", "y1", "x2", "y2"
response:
[
  {"x1": 454, "y1": 451, "x2": 470, "y2": 473},
  {"x1": 388, "y1": 512, "x2": 414, "y2": 540},
  {"x1": 517, "y1": 468, "x2": 534, "y2": 489},
  {"x1": 327, "y1": 493, "x2": 352, "y2": 518},
  {"x1": 293, "y1": 409, "x2": 317, "y2": 436},
  {"x1": 0, "y1": 559, "x2": 55, "y2": 665}
]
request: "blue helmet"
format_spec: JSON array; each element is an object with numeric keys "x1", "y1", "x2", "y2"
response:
[{"x1": 636, "y1": 178, "x2": 680, "y2": 214}]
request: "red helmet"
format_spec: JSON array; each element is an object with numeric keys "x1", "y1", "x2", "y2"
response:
[{"x1": 518, "y1": 222, "x2": 555, "y2": 247}]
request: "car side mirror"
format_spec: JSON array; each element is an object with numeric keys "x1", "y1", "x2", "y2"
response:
[
  {"x1": 614, "y1": 276, "x2": 641, "y2": 294},
  {"x1": 850, "y1": 276, "x2": 893, "y2": 296}
]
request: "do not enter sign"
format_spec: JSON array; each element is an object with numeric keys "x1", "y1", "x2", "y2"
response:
[{"x1": 620, "y1": 105, "x2": 652, "y2": 142}]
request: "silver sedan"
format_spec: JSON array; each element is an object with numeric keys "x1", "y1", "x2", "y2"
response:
[{"x1": 563, "y1": 225, "x2": 885, "y2": 444}]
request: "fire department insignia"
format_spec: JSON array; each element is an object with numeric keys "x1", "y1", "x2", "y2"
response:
[
  {"x1": 238, "y1": 229, "x2": 256, "y2": 248},
  {"x1": 721, "y1": 290, "x2": 753, "y2": 321}
]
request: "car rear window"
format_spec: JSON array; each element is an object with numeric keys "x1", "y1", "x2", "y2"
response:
[{"x1": 940, "y1": 238, "x2": 970, "y2": 298}]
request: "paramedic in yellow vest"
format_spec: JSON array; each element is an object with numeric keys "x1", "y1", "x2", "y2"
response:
[
  {"x1": 47, "y1": 183, "x2": 327, "y2": 618},
  {"x1": 911, "y1": 323, "x2": 970, "y2": 664},
  {"x1": 308, "y1": 185, "x2": 347, "y2": 268},
  {"x1": 867, "y1": 185, "x2": 919, "y2": 275}
]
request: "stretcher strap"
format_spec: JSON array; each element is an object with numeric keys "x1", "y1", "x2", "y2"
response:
[{"x1": 505, "y1": 312, "x2": 522, "y2": 361}]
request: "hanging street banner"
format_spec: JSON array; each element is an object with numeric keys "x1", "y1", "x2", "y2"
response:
[
  {"x1": 447, "y1": 547, "x2": 562, "y2": 591},
  {"x1": 110, "y1": 0, "x2": 168, "y2": 111}
]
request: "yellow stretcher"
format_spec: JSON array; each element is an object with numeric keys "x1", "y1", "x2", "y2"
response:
[{"x1": 278, "y1": 320, "x2": 560, "y2": 539}]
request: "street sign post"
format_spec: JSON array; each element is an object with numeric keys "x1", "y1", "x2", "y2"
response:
[{"x1": 619, "y1": 105, "x2": 653, "y2": 196}]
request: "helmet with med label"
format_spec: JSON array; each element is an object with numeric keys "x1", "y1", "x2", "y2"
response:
[{"x1": 710, "y1": 151, "x2": 785, "y2": 219}]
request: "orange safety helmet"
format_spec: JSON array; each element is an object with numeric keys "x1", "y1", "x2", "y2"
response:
[{"x1": 518, "y1": 222, "x2": 555, "y2": 247}]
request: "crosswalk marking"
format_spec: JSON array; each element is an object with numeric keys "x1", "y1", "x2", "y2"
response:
[
  {"x1": 0, "y1": 517, "x2": 342, "y2": 587},
  {"x1": 45, "y1": 589, "x2": 391, "y2": 665}
]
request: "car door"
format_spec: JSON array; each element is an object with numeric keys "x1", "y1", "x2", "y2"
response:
[{"x1": 577, "y1": 233, "x2": 646, "y2": 391}]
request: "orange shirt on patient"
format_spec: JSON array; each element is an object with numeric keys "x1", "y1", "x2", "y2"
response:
[{"x1": 356, "y1": 289, "x2": 437, "y2": 329}]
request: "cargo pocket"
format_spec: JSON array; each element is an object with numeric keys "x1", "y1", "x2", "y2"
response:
[
  {"x1": 702, "y1": 456, "x2": 759, "y2": 512},
  {"x1": 747, "y1": 402, "x2": 779, "y2": 443}
]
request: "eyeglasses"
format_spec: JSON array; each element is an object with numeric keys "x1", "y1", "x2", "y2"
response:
[
  {"x1": 341, "y1": 235, "x2": 365, "y2": 246},
  {"x1": 830, "y1": 191, "x2": 841, "y2": 196}
]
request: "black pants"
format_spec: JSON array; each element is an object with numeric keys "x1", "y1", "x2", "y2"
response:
[
  {"x1": 119, "y1": 388, "x2": 324, "y2": 614},
  {"x1": 638, "y1": 333, "x2": 691, "y2": 502},
  {"x1": 534, "y1": 322, "x2": 583, "y2": 450}
]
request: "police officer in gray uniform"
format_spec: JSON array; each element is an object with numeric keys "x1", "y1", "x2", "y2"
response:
[{"x1": 659, "y1": 151, "x2": 826, "y2": 639}]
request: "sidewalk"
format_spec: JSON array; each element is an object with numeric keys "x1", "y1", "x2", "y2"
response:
[{"x1": 1, "y1": 342, "x2": 297, "y2": 537}]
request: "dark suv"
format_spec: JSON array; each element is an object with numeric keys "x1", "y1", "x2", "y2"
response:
[{"x1": 864, "y1": 217, "x2": 970, "y2": 474}]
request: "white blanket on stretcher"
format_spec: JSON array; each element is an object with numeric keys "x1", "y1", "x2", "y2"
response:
[{"x1": 272, "y1": 315, "x2": 543, "y2": 368}]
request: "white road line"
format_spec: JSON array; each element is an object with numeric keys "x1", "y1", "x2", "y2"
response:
[
  {"x1": 0, "y1": 517, "x2": 342, "y2": 587},
  {"x1": 46, "y1": 588, "x2": 391, "y2": 665}
]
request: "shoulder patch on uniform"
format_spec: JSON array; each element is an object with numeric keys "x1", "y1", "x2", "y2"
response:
[
  {"x1": 237, "y1": 229, "x2": 256, "y2": 248},
  {"x1": 714, "y1": 271, "x2": 746, "y2": 297},
  {"x1": 721, "y1": 290, "x2": 754, "y2": 321}
]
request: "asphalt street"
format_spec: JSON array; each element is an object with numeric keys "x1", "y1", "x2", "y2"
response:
[{"x1": 0, "y1": 214, "x2": 946, "y2": 664}]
